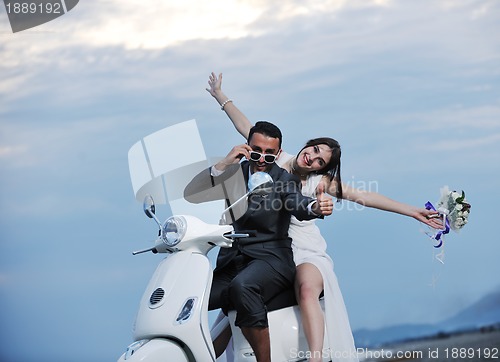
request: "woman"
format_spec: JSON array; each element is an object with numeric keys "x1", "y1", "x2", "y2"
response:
[{"x1": 207, "y1": 72, "x2": 442, "y2": 362}]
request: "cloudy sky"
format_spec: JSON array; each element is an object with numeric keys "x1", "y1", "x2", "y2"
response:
[{"x1": 1, "y1": 0, "x2": 499, "y2": 361}]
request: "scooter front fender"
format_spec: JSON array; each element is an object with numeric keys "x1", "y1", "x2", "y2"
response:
[{"x1": 117, "y1": 339, "x2": 188, "y2": 362}]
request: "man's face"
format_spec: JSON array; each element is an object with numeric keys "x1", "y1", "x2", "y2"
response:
[{"x1": 247, "y1": 132, "x2": 281, "y2": 174}]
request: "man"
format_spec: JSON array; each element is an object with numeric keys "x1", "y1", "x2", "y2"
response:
[{"x1": 186, "y1": 121, "x2": 333, "y2": 362}]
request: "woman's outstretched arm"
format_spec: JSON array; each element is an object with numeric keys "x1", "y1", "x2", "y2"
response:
[
  {"x1": 325, "y1": 179, "x2": 443, "y2": 229},
  {"x1": 206, "y1": 72, "x2": 252, "y2": 139}
]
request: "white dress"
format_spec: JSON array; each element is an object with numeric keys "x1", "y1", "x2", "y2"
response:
[{"x1": 277, "y1": 152, "x2": 358, "y2": 361}]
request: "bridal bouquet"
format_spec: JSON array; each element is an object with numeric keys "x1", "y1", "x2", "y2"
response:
[
  {"x1": 425, "y1": 186, "x2": 471, "y2": 248},
  {"x1": 437, "y1": 187, "x2": 471, "y2": 231}
]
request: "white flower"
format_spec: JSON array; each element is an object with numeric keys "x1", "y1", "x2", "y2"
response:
[{"x1": 433, "y1": 187, "x2": 470, "y2": 232}]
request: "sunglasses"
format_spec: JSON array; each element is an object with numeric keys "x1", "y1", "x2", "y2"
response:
[{"x1": 249, "y1": 151, "x2": 278, "y2": 164}]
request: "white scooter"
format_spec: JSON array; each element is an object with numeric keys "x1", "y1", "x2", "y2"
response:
[{"x1": 118, "y1": 120, "x2": 331, "y2": 362}]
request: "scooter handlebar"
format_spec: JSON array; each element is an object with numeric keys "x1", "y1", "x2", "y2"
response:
[
  {"x1": 224, "y1": 233, "x2": 250, "y2": 239},
  {"x1": 132, "y1": 245, "x2": 158, "y2": 255},
  {"x1": 225, "y1": 230, "x2": 257, "y2": 238}
]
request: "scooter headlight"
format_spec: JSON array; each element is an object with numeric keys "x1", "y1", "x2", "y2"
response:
[{"x1": 162, "y1": 216, "x2": 187, "y2": 247}]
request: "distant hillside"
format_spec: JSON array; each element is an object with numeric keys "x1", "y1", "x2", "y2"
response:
[
  {"x1": 354, "y1": 289, "x2": 500, "y2": 347},
  {"x1": 354, "y1": 323, "x2": 436, "y2": 348},
  {"x1": 439, "y1": 289, "x2": 500, "y2": 332}
]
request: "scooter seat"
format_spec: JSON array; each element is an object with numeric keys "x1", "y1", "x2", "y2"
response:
[
  {"x1": 265, "y1": 287, "x2": 297, "y2": 311},
  {"x1": 263, "y1": 287, "x2": 324, "y2": 312}
]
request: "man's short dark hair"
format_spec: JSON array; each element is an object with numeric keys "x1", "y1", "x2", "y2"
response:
[{"x1": 247, "y1": 121, "x2": 283, "y2": 148}]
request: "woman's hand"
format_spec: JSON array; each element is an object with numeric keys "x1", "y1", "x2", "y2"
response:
[
  {"x1": 204, "y1": 71, "x2": 253, "y2": 139},
  {"x1": 206, "y1": 72, "x2": 223, "y2": 98},
  {"x1": 413, "y1": 208, "x2": 444, "y2": 229}
]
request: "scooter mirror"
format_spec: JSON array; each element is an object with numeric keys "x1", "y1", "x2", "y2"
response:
[
  {"x1": 219, "y1": 172, "x2": 274, "y2": 225},
  {"x1": 248, "y1": 172, "x2": 274, "y2": 195},
  {"x1": 143, "y1": 194, "x2": 156, "y2": 218}
]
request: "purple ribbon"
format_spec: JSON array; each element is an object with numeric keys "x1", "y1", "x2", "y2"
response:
[{"x1": 425, "y1": 201, "x2": 450, "y2": 248}]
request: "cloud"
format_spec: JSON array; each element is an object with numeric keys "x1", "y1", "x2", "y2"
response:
[
  {"x1": 0, "y1": 145, "x2": 28, "y2": 159},
  {"x1": 0, "y1": 4, "x2": 499, "y2": 361},
  {"x1": 403, "y1": 105, "x2": 500, "y2": 132},
  {"x1": 72, "y1": 0, "x2": 262, "y2": 49},
  {"x1": 0, "y1": 0, "x2": 392, "y2": 54},
  {"x1": 2, "y1": 0, "x2": 498, "y2": 104},
  {"x1": 1, "y1": 0, "x2": 498, "y2": 184},
  {"x1": 428, "y1": 132, "x2": 500, "y2": 152}
]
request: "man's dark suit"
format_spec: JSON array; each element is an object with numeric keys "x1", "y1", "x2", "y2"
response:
[{"x1": 185, "y1": 160, "x2": 318, "y2": 328}]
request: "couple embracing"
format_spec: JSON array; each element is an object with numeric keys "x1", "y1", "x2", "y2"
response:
[{"x1": 197, "y1": 73, "x2": 442, "y2": 362}]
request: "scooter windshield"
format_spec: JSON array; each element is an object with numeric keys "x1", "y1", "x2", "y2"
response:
[{"x1": 128, "y1": 120, "x2": 248, "y2": 225}]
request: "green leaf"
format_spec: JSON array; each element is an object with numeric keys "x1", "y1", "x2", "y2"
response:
[{"x1": 456, "y1": 190, "x2": 465, "y2": 203}]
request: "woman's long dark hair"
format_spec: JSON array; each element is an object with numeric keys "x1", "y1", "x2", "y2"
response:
[{"x1": 296, "y1": 137, "x2": 343, "y2": 200}]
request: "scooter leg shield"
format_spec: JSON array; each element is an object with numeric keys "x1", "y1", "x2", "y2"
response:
[{"x1": 117, "y1": 339, "x2": 188, "y2": 362}]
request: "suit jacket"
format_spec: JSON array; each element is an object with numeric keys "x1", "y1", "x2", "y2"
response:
[{"x1": 185, "y1": 161, "x2": 318, "y2": 278}]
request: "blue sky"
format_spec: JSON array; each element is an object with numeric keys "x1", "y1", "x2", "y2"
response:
[{"x1": 1, "y1": 0, "x2": 499, "y2": 361}]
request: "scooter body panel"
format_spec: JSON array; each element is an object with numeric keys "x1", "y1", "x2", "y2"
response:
[
  {"x1": 230, "y1": 299, "x2": 331, "y2": 362},
  {"x1": 133, "y1": 251, "x2": 216, "y2": 361},
  {"x1": 117, "y1": 339, "x2": 188, "y2": 362}
]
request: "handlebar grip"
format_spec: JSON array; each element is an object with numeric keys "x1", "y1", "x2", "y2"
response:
[
  {"x1": 225, "y1": 233, "x2": 250, "y2": 239},
  {"x1": 132, "y1": 246, "x2": 157, "y2": 255},
  {"x1": 224, "y1": 230, "x2": 257, "y2": 239},
  {"x1": 236, "y1": 230, "x2": 257, "y2": 237}
]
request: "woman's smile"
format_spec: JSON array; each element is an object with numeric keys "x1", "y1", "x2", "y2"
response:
[
  {"x1": 297, "y1": 144, "x2": 332, "y2": 171},
  {"x1": 303, "y1": 153, "x2": 312, "y2": 166}
]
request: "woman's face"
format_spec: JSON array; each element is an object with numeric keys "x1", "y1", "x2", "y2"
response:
[{"x1": 296, "y1": 144, "x2": 332, "y2": 172}]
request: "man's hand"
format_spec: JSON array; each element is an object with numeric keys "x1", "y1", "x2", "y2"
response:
[
  {"x1": 214, "y1": 144, "x2": 252, "y2": 172},
  {"x1": 312, "y1": 181, "x2": 333, "y2": 216}
]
